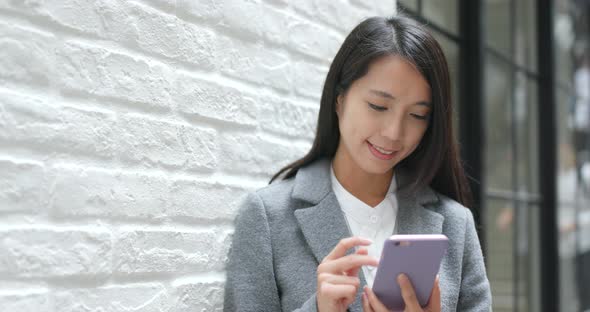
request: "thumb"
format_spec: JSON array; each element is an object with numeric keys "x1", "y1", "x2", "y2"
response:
[{"x1": 426, "y1": 275, "x2": 441, "y2": 311}]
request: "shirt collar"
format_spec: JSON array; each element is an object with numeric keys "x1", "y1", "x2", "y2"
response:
[{"x1": 330, "y1": 163, "x2": 397, "y2": 224}]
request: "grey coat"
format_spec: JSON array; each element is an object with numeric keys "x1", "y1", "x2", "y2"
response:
[{"x1": 223, "y1": 158, "x2": 492, "y2": 311}]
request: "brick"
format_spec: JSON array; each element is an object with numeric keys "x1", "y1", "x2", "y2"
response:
[
  {"x1": 50, "y1": 165, "x2": 247, "y2": 221},
  {"x1": 0, "y1": 291, "x2": 50, "y2": 312},
  {"x1": 256, "y1": 93, "x2": 317, "y2": 139},
  {"x1": 0, "y1": 281, "x2": 48, "y2": 291},
  {"x1": 50, "y1": 166, "x2": 169, "y2": 220},
  {"x1": 316, "y1": 0, "x2": 373, "y2": 32},
  {"x1": 168, "y1": 180, "x2": 250, "y2": 221},
  {"x1": 0, "y1": 160, "x2": 46, "y2": 213},
  {"x1": 292, "y1": 61, "x2": 328, "y2": 99},
  {"x1": 371, "y1": 0, "x2": 395, "y2": 14},
  {"x1": 291, "y1": 0, "x2": 372, "y2": 33},
  {"x1": 116, "y1": 115, "x2": 218, "y2": 171},
  {"x1": 176, "y1": 0, "x2": 223, "y2": 21},
  {"x1": 263, "y1": 0, "x2": 289, "y2": 5},
  {"x1": 140, "y1": 0, "x2": 177, "y2": 10},
  {"x1": 0, "y1": 22, "x2": 55, "y2": 86},
  {"x1": 56, "y1": 41, "x2": 174, "y2": 109},
  {"x1": 1, "y1": 0, "x2": 217, "y2": 69},
  {"x1": 172, "y1": 280, "x2": 224, "y2": 312},
  {"x1": 0, "y1": 229, "x2": 112, "y2": 278},
  {"x1": 349, "y1": 0, "x2": 373, "y2": 9},
  {"x1": 0, "y1": 0, "x2": 115, "y2": 36},
  {"x1": 287, "y1": 19, "x2": 343, "y2": 62},
  {"x1": 217, "y1": 36, "x2": 291, "y2": 92},
  {"x1": 174, "y1": 74, "x2": 257, "y2": 126},
  {"x1": 218, "y1": 0, "x2": 289, "y2": 45},
  {"x1": 125, "y1": 1, "x2": 217, "y2": 69},
  {"x1": 177, "y1": 0, "x2": 339, "y2": 62},
  {"x1": 54, "y1": 283, "x2": 172, "y2": 312},
  {"x1": 219, "y1": 133, "x2": 310, "y2": 176},
  {"x1": 0, "y1": 91, "x2": 117, "y2": 159},
  {"x1": 114, "y1": 229, "x2": 231, "y2": 274},
  {"x1": 212, "y1": 1, "x2": 342, "y2": 62}
]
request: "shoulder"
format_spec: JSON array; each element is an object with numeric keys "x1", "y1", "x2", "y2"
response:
[
  {"x1": 255, "y1": 176, "x2": 296, "y2": 201},
  {"x1": 251, "y1": 176, "x2": 297, "y2": 211},
  {"x1": 431, "y1": 192, "x2": 477, "y2": 232},
  {"x1": 247, "y1": 159, "x2": 330, "y2": 213},
  {"x1": 430, "y1": 192, "x2": 484, "y2": 259},
  {"x1": 235, "y1": 175, "x2": 299, "y2": 223}
]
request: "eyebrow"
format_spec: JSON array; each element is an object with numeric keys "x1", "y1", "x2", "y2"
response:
[{"x1": 369, "y1": 89, "x2": 431, "y2": 107}]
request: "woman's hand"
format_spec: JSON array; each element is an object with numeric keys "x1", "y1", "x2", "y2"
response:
[
  {"x1": 362, "y1": 274, "x2": 441, "y2": 312},
  {"x1": 316, "y1": 237, "x2": 379, "y2": 312}
]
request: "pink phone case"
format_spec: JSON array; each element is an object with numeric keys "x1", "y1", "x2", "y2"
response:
[{"x1": 371, "y1": 234, "x2": 448, "y2": 311}]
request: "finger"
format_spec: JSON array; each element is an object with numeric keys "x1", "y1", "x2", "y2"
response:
[
  {"x1": 322, "y1": 254, "x2": 379, "y2": 274},
  {"x1": 362, "y1": 291, "x2": 374, "y2": 312},
  {"x1": 319, "y1": 283, "x2": 357, "y2": 306},
  {"x1": 319, "y1": 273, "x2": 361, "y2": 287},
  {"x1": 425, "y1": 275, "x2": 441, "y2": 311},
  {"x1": 397, "y1": 274, "x2": 421, "y2": 311},
  {"x1": 355, "y1": 247, "x2": 369, "y2": 255},
  {"x1": 347, "y1": 247, "x2": 369, "y2": 277},
  {"x1": 364, "y1": 286, "x2": 390, "y2": 312},
  {"x1": 324, "y1": 237, "x2": 373, "y2": 261}
]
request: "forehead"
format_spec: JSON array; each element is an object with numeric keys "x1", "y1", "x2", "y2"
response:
[{"x1": 355, "y1": 55, "x2": 431, "y2": 100}]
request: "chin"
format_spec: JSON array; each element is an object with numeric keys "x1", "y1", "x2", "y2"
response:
[{"x1": 357, "y1": 156, "x2": 395, "y2": 175}]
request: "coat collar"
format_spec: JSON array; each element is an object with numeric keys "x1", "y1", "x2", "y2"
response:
[{"x1": 293, "y1": 158, "x2": 444, "y2": 312}]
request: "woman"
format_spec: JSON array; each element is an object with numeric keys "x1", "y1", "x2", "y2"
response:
[{"x1": 223, "y1": 15, "x2": 492, "y2": 312}]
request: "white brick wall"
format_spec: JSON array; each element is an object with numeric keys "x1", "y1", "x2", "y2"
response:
[{"x1": 0, "y1": 0, "x2": 395, "y2": 310}]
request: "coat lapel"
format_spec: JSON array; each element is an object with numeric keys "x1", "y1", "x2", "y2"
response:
[
  {"x1": 292, "y1": 159, "x2": 368, "y2": 312},
  {"x1": 394, "y1": 170, "x2": 444, "y2": 235},
  {"x1": 292, "y1": 159, "x2": 444, "y2": 312}
]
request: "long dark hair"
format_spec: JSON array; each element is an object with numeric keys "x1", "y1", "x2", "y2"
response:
[{"x1": 269, "y1": 15, "x2": 472, "y2": 207}]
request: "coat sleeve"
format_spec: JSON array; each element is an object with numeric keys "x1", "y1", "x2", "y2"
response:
[
  {"x1": 223, "y1": 192, "x2": 320, "y2": 311},
  {"x1": 223, "y1": 192, "x2": 283, "y2": 311},
  {"x1": 457, "y1": 208, "x2": 493, "y2": 311}
]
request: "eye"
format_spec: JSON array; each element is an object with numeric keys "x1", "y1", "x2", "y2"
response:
[
  {"x1": 368, "y1": 102, "x2": 387, "y2": 112},
  {"x1": 410, "y1": 113, "x2": 429, "y2": 120}
]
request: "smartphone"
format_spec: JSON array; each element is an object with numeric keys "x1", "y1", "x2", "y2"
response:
[{"x1": 371, "y1": 234, "x2": 448, "y2": 311}]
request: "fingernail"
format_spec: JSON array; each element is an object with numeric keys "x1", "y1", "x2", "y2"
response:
[
  {"x1": 361, "y1": 238, "x2": 373, "y2": 244},
  {"x1": 397, "y1": 273, "x2": 406, "y2": 283}
]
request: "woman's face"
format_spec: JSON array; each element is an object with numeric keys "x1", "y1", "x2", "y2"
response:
[{"x1": 335, "y1": 55, "x2": 432, "y2": 175}]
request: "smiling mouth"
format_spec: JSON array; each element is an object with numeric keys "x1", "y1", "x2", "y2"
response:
[
  {"x1": 368, "y1": 141, "x2": 395, "y2": 154},
  {"x1": 367, "y1": 141, "x2": 399, "y2": 160}
]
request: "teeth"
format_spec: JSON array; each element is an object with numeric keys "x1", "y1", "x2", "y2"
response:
[{"x1": 374, "y1": 144, "x2": 393, "y2": 155}]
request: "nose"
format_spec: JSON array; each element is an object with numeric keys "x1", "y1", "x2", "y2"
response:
[{"x1": 382, "y1": 114, "x2": 404, "y2": 142}]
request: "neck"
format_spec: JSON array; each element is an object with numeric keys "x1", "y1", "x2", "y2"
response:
[{"x1": 332, "y1": 147, "x2": 394, "y2": 205}]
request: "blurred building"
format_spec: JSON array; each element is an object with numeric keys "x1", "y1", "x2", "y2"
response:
[{"x1": 396, "y1": 0, "x2": 590, "y2": 311}]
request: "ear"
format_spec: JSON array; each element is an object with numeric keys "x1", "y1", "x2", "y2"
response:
[{"x1": 335, "y1": 94, "x2": 344, "y2": 117}]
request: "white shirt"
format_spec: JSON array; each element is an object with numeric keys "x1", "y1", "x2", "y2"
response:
[{"x1": 330, "y1": 163, "x2": 398, "y2": 288}]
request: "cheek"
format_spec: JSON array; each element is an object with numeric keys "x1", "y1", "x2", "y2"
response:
[
  {"x1": 406, "y1": 123, "x2": 429, "y2": 147},
  {"x1": 340, "y1": 107, "x2": 371, "y2": 141}
]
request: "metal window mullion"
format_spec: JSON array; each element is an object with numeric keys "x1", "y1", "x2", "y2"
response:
[
  {"x1": 508, "y1": 0, "x2": 521, "y2": 310},
  {"x1": 396, "y1": 4, "x2": 462, "y2": 43},
  {"x1": 484, "y1": 46, "x2": 540, "y2": 83},
  {"x1": 459, "y1": 0, "x2": 485, "y2": 254},
  {"x1": 537, "y1": 0, "x2": 559, "y2": 311},
  {"x1": 485, "y1": 189, "x2": 541, "y2": 205}
]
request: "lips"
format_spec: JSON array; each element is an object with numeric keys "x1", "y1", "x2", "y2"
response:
[
  {"x1": 373, "y1": 144, "x2": 394, "y2": 154},
  {"x1": 367, "y1": 141, "x2": 398, "y2": 160}
]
